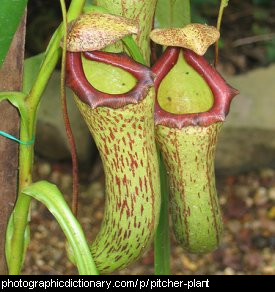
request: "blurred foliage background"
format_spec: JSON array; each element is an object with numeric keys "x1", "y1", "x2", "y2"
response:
[{"x1": 25, "y1": 0, "x2": 275, "y2": 74}]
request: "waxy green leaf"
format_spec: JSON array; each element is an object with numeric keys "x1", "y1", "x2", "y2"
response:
[
  {"x1": 21, "y1": 181, "x2": 98, "y2": 275},
  {"x1": 0, "y1": 0, "x2": 28, "y2": 68}
]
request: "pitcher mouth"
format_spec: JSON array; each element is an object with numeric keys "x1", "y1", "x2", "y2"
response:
[
  {"x1": 153, "y1": 47, "x2": 239, "y2": 129},
  {"x1": 66, "y1": 51, "x2": 154, "y2": 109}
]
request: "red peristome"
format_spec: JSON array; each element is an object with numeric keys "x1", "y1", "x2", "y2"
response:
[
  {"x1": 152, "y1": 47, "x2": 239, "y2": 128},
  {"x1": 66, "y1": 51, "x2": 154, "y2": 109}
]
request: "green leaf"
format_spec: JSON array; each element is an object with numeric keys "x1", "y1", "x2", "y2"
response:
[
  {"x1": 23, "y1": 53, "x2": 45, "y2": 94},
  {"x1": 122, "y1": 36, "x2": 146, "y2": 65},
  {"x1": 5, "y1": 212, "x2": 30, "y2": 273},
  {"x1": 0, "y1": 92, "x2": 28, "y2": 127},
  {"x1": 21, "y1": 181, "x2": 98, "y2": 275},
  {"x1": 0, "y1": 0, "x2": 28, "y2": 68},
  {"x1": 155, "y1": 0, "x2": 191, "y2": 29}
]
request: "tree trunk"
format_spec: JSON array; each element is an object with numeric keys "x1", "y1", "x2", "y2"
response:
[{"x1": 0, "y1": 13, "x2": 26, "y2": 275}]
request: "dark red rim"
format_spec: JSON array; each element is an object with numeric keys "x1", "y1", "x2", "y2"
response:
[
  {"x1": 66, "y1": 51, "x2": 154, "y2": 109},
  {"x1": 152, "y1": 47, "x2": 239, "y2": 128}
]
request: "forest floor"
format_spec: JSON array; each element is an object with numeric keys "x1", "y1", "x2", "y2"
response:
[{"x1": 22, "y1": 158, "x2": 275, "y2": 275}]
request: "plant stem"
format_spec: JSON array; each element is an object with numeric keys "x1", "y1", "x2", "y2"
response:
[
  {"x1": 214, "y1": 0, "x2": 229, "y2": 67},
  {"x1": 8, "y1": 0, "x2": 85, "y2": 275},
  {"x1": 154, "y1": 153, "x2": 170, "y2": 275},
  {"x1": 8, "y1": 121, "x2": 32, "y2": 274}
]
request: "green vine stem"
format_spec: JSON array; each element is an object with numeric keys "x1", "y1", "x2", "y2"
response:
[
  {"x1": 214, "y1": 0, "x2": 229, "y2": 67},
  {"x1": 154, "y1": 152, "x2": 170, "y2": 275},
  {"x1": 7, "y1": 0, "x2": 85, "y2": 275}
]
